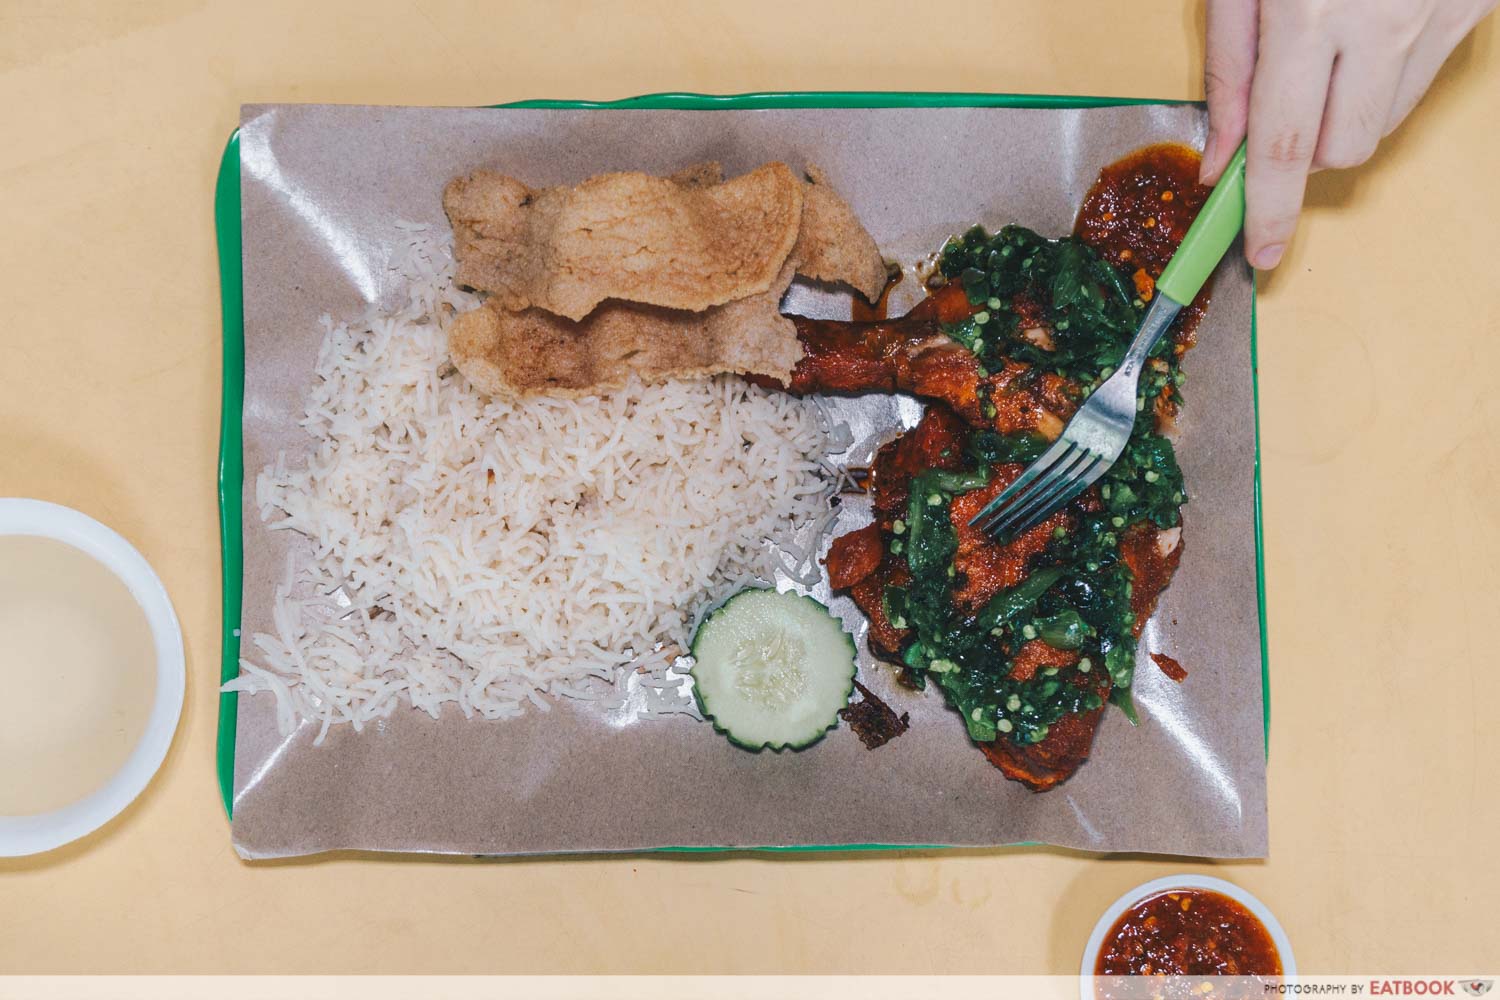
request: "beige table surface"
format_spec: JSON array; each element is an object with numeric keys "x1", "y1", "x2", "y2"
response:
[{"x1": 2, "y1": 0, "x2": 1498, "y2": 976}]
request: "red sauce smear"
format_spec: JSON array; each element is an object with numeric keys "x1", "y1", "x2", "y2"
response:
[
  {"x1": 1119, "y1": 524, "x2": 1182, "y2": 636},
  {"x1": 904, "y1": 280, "x2": 975, "y2": 324},
  {"x1": 1095, "y1": 889, "x2": 1282, "y2": 977},
  {"x1": 1151, "y1": 651, "x2": 1188, "y2": 682},
  {"x1": 850, "y1": 267, "x2": 902, "y2": 322},
  {"x1": 1074, "y1": 142, "x2": 1213, "y2": 351}
]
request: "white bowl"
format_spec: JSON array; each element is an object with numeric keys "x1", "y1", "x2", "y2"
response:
[
  {"x1": 0, "y1": 499, "x2": 184, "y2": 857},
  {"x1": 1079, "y1": 873, "x2": 1296, "y2": 998}
]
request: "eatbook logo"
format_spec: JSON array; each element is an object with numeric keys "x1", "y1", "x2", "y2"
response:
[{"x1": 1462, "y1": 982, "x2": 1494, "y2": 997}]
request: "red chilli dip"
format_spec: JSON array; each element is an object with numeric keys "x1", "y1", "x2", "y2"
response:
[{"x1": 1095, "y1": 889, "x2": 1283, "y2": 977}]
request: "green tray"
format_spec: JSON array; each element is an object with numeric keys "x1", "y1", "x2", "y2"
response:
[{"x1": 215, "y1": 91, "x2": 1268, "y2": 847}]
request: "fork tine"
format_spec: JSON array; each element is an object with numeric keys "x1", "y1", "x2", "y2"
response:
[
  {"x1": 981, "y1": 448, "x2": 1095, "y2": 537},
  {"x1": 1003, "y1": 454, "x2": 1110, "y2": 537},
  {"x1": 967, "y1": 439, "x2": 1078, "y2": 530},
  {"x1": 976, "y1": 446, "x2": 1091, "y2": 535},
  {"x1": 971, "y1": 451, "x2": 1082, "y2": 537}
]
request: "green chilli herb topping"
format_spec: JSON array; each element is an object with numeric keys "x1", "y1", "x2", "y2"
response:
[{"x1": 884, "y1": 225, "x2": 1189, "y2": 745}]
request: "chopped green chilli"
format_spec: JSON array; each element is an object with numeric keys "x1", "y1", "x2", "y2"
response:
[{"x1": 881, "y1": 224, "x2": 1190, "y2": 753}]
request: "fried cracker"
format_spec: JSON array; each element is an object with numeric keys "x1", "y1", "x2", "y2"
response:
[
  {"x1": 444, "y1": 162, "x2": 803, "y2": 321},
  {"x1": 793, "y1": 164, "x2": 889, "y2": 301},
  {"x1": 445, "y1": 161, "x2": 888, "y2": 398},
  {"x1": 449, "y1": 263, "x2": 800, "y2": 399},
  {"x1": 667, "y1": 161, "x2": 724, "y2": 188}
]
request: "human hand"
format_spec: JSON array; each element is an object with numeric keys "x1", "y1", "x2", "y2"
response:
[{"x1": 1201, "y1": 0, "x2": 1497, "y2": 269}]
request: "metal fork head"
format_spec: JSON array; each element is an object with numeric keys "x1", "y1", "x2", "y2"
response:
[
  {"x1": 968, "y1": 290, "x2": 1184, "y2": 541},
  {"x1": 969, "y1": 366, "x2": 1140, "y2": 540}
]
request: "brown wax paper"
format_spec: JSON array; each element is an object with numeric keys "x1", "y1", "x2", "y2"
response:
[{"x1": 232, "y1": 103, "x2": 1266, "y2": 859}]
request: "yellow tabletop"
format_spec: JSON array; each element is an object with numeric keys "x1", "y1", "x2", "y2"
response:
[{"x1": 2, "y1": 0, "x2": 1497, "y2": 975}]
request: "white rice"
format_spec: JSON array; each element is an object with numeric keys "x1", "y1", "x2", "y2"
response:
[{"x1": 224, "y1": 227, "x2": 849, "y2": 742}]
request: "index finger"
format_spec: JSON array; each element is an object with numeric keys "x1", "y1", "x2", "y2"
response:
[
  {"x1": 1202, "y1": 0, "x2": 1258, "y2": 184},
  {"x1": 1243, "y1": 7, "x2": 1335, "y2": 269}
]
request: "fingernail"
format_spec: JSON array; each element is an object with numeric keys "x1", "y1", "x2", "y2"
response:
[
  {"x1": 1199, "y1": 132, "x2": 1218, "y2": 182},
  {"x1": 1253, "y1": 243, "x2": 1285, "y2": 269}
]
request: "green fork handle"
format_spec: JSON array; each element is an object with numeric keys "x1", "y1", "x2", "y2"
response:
[{"x1": 1156, "y1": 140, "x2": 1247, "y2": 306}]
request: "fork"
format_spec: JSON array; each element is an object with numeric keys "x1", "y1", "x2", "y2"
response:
[{"x1": 969, "y1": 141, "x2": 1248, "y2": 540}]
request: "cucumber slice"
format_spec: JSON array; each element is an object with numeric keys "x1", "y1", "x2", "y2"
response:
[{"x1": 689, "y1": 588, "x2": 857, "y2": 751}]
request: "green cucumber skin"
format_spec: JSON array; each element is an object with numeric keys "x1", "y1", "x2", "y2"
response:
[{"x1": 689, "y1": 588, "x2": 857, "y2": 752}]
